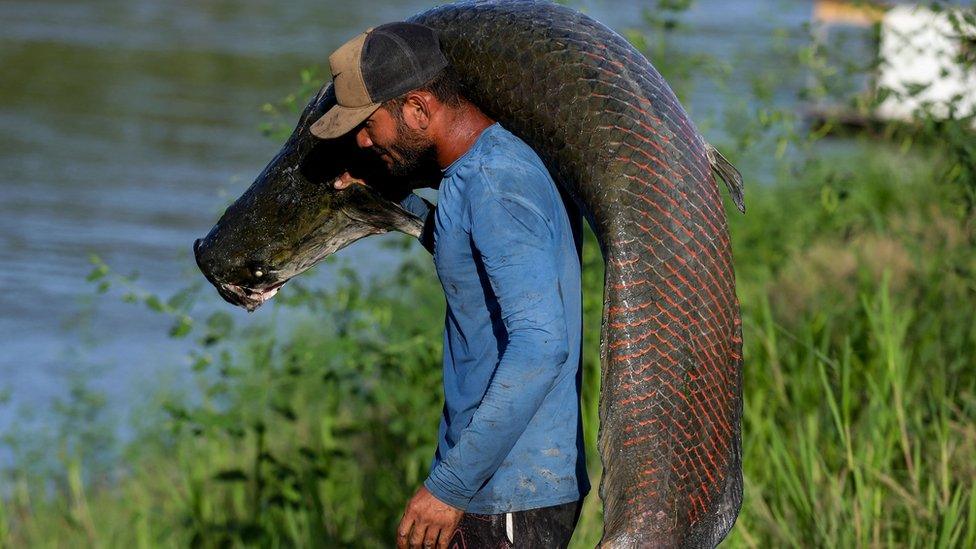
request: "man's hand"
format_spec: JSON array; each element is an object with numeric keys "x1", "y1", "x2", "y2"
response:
[
  {"x1": 397, "y1": 485, "x2": 463, "y2": 549},
  {"x1": 334, "y1": 171, "x2": 366, "y2": 190}
]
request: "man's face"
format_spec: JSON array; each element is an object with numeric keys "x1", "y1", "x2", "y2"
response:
[{"x1": 354, "y1": 103, "x2": 437, "y2": 177}]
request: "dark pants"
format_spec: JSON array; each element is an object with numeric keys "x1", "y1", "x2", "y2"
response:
[{"x1": 447, "y1": 499, "x2": 583, "y2": 548}]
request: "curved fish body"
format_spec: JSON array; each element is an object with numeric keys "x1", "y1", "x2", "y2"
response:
[
  {"x1": 414, "y1": 3, "x2": 744, "y2": 546},
  {"x1": 194, "y1": 1, "x2": 744, "y2": 546}
]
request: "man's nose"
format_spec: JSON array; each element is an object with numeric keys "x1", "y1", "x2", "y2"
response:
[{"x1": 355, "y1": 127, "x2": 372, "y2": 149}]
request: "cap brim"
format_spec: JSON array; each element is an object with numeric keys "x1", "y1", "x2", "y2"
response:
[{"x1": 310, "y1": 102, "x2": 382, "y2": 139}]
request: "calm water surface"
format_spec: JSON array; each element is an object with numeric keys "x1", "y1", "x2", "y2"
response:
[{"x1": 0, "y1": 1, "x2": 808, "y2": 439}]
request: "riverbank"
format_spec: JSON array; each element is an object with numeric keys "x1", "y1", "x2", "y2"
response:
[
  {"x1": 3, "y1": 138, "x2": 974, "y2": 546},
  {"x1": 4, "y1": 0, "x2": 974, "y2": 545}
]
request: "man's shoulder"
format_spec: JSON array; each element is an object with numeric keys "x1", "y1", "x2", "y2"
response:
[
  {"x1": 470, "y1": 125, "x2": 556, "y2": 209},
  {"x1": 479, "y1": 124, "x2": 548, "y2": 173}
]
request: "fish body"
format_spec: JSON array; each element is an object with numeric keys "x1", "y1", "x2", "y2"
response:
[{"x1": 194, "y1": 1, "x2": 743, "y2": 546}]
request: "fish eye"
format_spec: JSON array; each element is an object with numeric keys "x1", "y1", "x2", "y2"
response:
[{"x1": 248, "y1": 264, "x2": 269, "y2": 279}]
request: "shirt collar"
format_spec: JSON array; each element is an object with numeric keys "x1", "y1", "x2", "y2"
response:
[{"x1": 442, "y1": 122, "x2": 502, "y2": 177}]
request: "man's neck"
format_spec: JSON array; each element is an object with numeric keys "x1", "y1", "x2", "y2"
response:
[{"x1": 433, "y1": 103, "x2": 495, "y2": 169}]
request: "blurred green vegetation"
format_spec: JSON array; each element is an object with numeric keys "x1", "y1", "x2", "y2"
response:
[{"x1": 3, "y1": 1, "x2": 975, "y2": 547}]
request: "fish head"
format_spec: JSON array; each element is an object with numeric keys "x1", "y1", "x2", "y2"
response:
[{"x1": 193, "y1": 85, "x2": 427, "y2": 311}]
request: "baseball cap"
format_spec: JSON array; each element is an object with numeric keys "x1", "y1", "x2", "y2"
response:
[{"x1": 310, "y1": 22, "x2": 449, "y2": 139}]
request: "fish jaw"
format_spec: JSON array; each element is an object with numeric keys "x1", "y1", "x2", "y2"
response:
[{"x1": 217, "y1": 280, "x2": 287, "y2": 312}]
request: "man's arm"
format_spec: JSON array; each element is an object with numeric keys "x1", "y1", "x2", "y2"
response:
[
  {"x1": 423, "y1": 190, "x2": 570, "y2": 509},
  {"x1": 398, "y1": 194, "x2": 436, "y2": 254}
]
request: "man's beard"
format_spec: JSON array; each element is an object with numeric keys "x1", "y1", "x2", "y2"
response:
[{"x1": 377, "y1": 116, "x2": 439, "y2": 177}]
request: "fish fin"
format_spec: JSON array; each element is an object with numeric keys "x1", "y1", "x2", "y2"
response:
[{"x1": 706, "y1": 143, "x2": 745, "y2": 214}]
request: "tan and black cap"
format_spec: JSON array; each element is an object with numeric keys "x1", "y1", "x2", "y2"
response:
[{"x1": 311, "y1": 22, "x2": 449, "y2": 139}]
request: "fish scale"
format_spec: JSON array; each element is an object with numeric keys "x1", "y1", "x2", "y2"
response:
[{"x1": 409, "y1": 2, "x2": 743, "y2": 546}]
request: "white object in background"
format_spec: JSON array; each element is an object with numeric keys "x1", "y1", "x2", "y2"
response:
[{"x1": 876, "y1": 5, "x2": 976, "y2": 124}]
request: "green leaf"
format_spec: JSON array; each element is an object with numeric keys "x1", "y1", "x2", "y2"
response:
[
  {"x1": 145, "y1": 295, "x2": 165, "y2": 313},
  {"x1": 166, "y1": 286, "x2": 198, "y2": 311},
  {"x1": 272, "y1": 404, "x2": 297, "y2": 422},
  {"x1": 213, "y1": 469, "x2": 248, "y2": 482},
  {"x1": 86, "y1": 264, "x2": 109, "y2": 282},
  {"x1": 191, "y1": 353, "x2": 211, "y2": 372},
  {"x1": 820, "y1": 185, "x2": 839, "y2": 214},
  {"x1": 200, "y1": 311, "x2": 234, "y2": 346},
  {"x1": 169, "y1": 316, "x2": 193, "y2": 338}
]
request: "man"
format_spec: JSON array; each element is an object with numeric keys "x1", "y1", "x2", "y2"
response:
[{"x1": 311, "y1": 22, "x2": 588, "y2": 549}]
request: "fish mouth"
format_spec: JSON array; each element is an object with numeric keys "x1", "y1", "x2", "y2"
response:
[
  {"x1": 218, "y1": 280, "x2": 288, "y2": 312},
  {"x1": 194, "y1": 238, "x2": 289, "y2": 312}
]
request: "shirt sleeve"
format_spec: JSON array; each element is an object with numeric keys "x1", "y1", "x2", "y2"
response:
[
  {"x1": 398, "y1": 193, "x2": 435, "y2": 254},
  {"x1": 423, "y1": 188, "x2": 570, "y2": 509}
]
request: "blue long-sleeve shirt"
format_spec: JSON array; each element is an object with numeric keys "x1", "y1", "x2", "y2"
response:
[{"x1": 399, "y1": 123, "x2": 589, "y2": 513}]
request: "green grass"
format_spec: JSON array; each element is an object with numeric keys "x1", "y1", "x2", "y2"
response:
[
  {"x1": 2, "y1": 140, "x2": 974, "y2": 547},
  {"x1": 4, "y1": 2, "x2": 976, "y2": 543},
  {"x1": 723, "y1": 147, "x2": 976, "y2": 548}
]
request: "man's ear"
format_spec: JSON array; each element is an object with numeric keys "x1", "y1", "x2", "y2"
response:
[{"x1": 402, "y1": 92, "x2": 433, "y2": 130}]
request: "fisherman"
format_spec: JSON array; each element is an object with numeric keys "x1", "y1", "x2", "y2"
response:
[{"x1": 310, "y1": 22, "x2": 589, "y2": 549}]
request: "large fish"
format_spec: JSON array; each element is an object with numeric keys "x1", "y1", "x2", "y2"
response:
[{"x1": 194, "y1": 1, "x2": 745, "y2": 546}]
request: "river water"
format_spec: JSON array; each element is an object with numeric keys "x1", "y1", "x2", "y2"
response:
[{"x1": 0, "y1": 0, "x2": 811, "y2": 445}]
